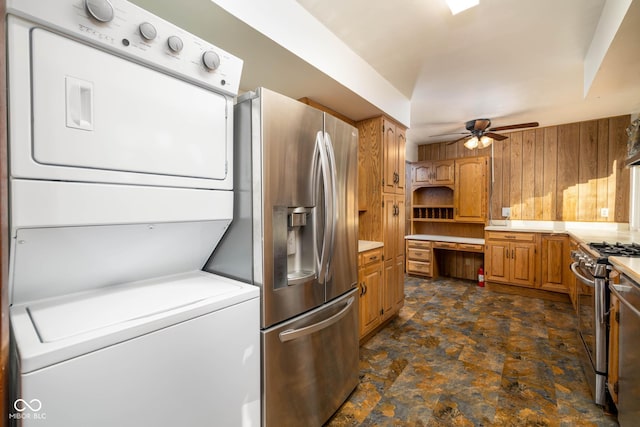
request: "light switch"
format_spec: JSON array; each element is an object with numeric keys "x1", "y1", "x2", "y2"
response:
[
  {"x1": 600, "y1": 208, "x2": 609, "y2": 218},
  {"x1": 502, "y1": 207, "x2": 511, "y2": 218}
]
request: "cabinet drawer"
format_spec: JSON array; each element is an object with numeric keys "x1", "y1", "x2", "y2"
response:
[
  {"x1": 407, "y1": 240, "x2": 432, "y2": 250},
  {"x1": 486, "y1": 231, "x2": 535, "y2": 242},
  {"x1": 408, "y1": 248, "x2": 431, "y2": 261},
  {"x1": 432, "y1": 241, "x2": 457, "y2": 250},
  {"x1": 359, "y1": 248, "x2": 383, "y2": 266},
  {"x1": 457, "y1": 243, "x2": 484, "y2": 252},
  {"x1": 407, "y1": 260, "x2": 431, "y2": 275}
]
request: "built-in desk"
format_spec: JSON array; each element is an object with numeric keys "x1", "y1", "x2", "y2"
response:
[{"x1": 405, "y1": 234, "x2": 485, "y2": 280}]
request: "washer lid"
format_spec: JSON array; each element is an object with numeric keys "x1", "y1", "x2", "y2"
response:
[
  {"x1": 29, "y1": 273, "x2": 245, "y2": 343},
  {"x1": 11, "y1": 271, "x2": 259, "y2": 373}
]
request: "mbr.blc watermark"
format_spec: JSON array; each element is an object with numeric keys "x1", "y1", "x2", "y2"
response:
[{"x1": 8, "y1": 399, "x2": 47, "y2": 421}]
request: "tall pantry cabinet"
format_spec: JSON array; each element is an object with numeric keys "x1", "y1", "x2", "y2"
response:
[{"x1": 357, "y1": 116, "x2": 406, "y2": 337}]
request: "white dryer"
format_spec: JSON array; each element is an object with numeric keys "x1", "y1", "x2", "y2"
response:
[{"x1": 5, "y1": 1, "x2": 259, "y2": 426}]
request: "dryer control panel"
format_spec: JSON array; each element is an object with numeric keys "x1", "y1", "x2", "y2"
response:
[{"x1": 7, "y1": 0, "x2": 243, "y2": 96}]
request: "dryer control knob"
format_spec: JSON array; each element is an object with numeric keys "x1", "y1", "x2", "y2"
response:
[
  {"x1": 202, "y1": 51, "x2": 221, "y2": 71},
  {"x1": 139, "y1": 22, "x2": 157, "y2": 41},
  {"x1": 167, "y1": 36, "x2": 184, "y2": 53},
  {"x1": 85, "y1": 0, "x2": 114, "y2": 23}
]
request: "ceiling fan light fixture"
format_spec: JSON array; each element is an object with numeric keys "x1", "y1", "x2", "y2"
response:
[
  {"x1": 446, "y1": 0, "x2": 479, "y2": 15},
  {"x1": 464, "y1": 136, "x2": 479, "y2": 149},
  {"x1": 480, "y1": 135, "x2": 493, "y2": 148}
]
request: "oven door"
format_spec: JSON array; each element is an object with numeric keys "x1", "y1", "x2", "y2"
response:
[{"x1": 571, "y1": 261, "x2": 608, "y2": 405}]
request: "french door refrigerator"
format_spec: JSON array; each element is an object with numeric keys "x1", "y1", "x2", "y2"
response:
[{"x1": 207, "y1": 87, "x2": 359, "y2": 426}]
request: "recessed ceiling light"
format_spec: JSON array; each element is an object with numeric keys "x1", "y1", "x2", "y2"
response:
[{"x1": 446, "y1": 0, "x2": 479, "y2": 15}]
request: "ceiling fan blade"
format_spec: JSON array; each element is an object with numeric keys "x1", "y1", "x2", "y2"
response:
[
  {"x1": 489, "y1": 122, "x2": 539, "y2": 132},
  {"x1": 429, "y1": 132, "x2": 469, "y2": 137},
  {"x1": 446, "y1": 135, "x2": 472, "y2": 145},
  {"x1": 484, "y1": 132, "x2": 509, "y2": 141}
]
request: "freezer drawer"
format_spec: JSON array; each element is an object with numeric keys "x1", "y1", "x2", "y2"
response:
[{"x1": 261, "y1": 289, "x2": 359, "y2": 427}]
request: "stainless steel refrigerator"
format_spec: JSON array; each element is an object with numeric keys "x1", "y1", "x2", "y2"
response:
[{"x1": 206, "y1": 87, "x2": 359, "y2": 426}]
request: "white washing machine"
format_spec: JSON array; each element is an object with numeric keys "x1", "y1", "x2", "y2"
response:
[{"x1": 6, "y1": 1, "x2": 259, "y2": 426}]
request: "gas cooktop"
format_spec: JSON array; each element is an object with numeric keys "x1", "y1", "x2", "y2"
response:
[{"x1": 589, "y1": 242, "x2": 640, "y2": 257}]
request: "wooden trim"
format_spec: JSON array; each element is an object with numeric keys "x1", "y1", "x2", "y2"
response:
[
  {"x1": 1, "y1": 0, "x2": 10, "y2": 423},
  {"x1": 485, "y1": 282, "x2": 571, "y2": 303},
  {"x1": 297, "y1": 97, "x2": 356, "y2": 126}
]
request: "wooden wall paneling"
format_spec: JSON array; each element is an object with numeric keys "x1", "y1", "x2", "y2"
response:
[
  {"x1": 501, "y1": 133, "x2": 512, "y2": 218},
  {"x1": 438, "y1": 142, "x2": 447, "y2": 160},
  {"x1": 609, "y1": 115, "x2": 630, "y2": 223},
  {"x1": 491, "y1": 139, "x2": 504, "y2": 220},
  {"x1": 556, "y1": 123, "x2": 580, "y2": 221},
  {"x1": 596, "y1": 119, "x2": 610, "y2": 221},
  {"x1": 509, "y1": 132, "x2": 523, "y2": 219},
  {"x1": 534, "y1": 128, "x2": 545, "y2": 219},
  {"x1": 445, "y1": 141, "x2": 458, "y2": 159},
  {"x1": 542, "y1": 126, "x2": 558, "y2": 220},
  {"x1": 416, "y1": 114, "x2": 630, "y2": 224},
  {"x1": 521, "y1": 130, "x2": 536, "y2": 219},
  {"x1": 411, "y1": 222, "x2": 485, "y2": 239},
  {"x1": 578, "y1": 120, "x2": 598, "y2": 221}
]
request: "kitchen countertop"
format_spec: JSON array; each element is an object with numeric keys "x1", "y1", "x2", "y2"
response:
[
  {"x1": 405, "y1": 234, "x2": 485, "y2": 245},
  {"x1": 609, "y1": 257, "x2": 640, "y2": 283},
  {"x1": 359, "y1": 240, "x2": 383, "y2": 253}
]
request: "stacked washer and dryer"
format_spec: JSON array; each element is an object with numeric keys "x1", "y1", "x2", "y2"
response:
[{"x1": 6, "y1": 1, "x2": 259, "y2": 426}]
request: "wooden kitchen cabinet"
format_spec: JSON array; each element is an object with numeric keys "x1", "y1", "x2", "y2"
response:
[
  {"x1": 406, "y1": 239, "x2": 433, "y2": 277},
  {"x1": 539, "y1": 234, "x2": 570, "y2": 293},
  {"x1": 411, "y1": 160, "x2": 454, "y2": 186},
  {"x1": 383, "y1": 193, "x2": 405, "y2": 320},
  {"x1": 568, "y1": 237, "x2": 580, "y2": 310},
  {"x1": 358, "y1": 247, "x2": 383, "y2": 339},
  {"x1": 382, "y1": 117, "x2": 406, "y2": 195},
  {"x1": 454, "y1": 157, "x2": 488, "y2": 223},
  {"x1": 485, "y1": 231, "x2": 537, "y2": 287}
]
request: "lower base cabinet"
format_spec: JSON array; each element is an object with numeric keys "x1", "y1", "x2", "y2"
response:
[{"x1": 358, "y1": 247, "x2": 383, "y2": 339}]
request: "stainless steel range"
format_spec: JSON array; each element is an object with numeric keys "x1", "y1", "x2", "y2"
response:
[{"x1": 570, "y1": 241, "x2": 640, "y2": 408}]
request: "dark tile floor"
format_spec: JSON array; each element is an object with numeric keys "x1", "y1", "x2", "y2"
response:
[{"x1": 326, "y1": 276, "x2": 618, "y2": 426}]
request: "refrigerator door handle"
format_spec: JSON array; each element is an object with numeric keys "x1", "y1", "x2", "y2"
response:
[
  {"x1": 323, "y1": 131, "x2": 338, "y2": 280},
  {"x1": 314, "y1": 131, "x2": 332, "y2": 284},
  {"x1": 278, "y1": 296, "x2": 355, "y2": 342}
]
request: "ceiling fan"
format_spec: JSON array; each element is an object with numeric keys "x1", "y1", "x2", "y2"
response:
[{"x1": 433, "y1": 119, "x2": 540, "y2": 149}]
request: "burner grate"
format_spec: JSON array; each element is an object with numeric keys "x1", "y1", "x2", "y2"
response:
[{"x1": 589, "y1": 241, "x2": 640, "y2": 257}]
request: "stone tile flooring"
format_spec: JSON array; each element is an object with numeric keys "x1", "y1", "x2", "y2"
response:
[{"x1": 326, "y1": 276, "x2": 618, "y2": 426}]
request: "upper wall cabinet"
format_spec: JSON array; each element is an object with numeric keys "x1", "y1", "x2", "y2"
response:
[
  {"x1": 383, "y1": 117, "x2": 406, "y2": 195},
  {"x1": 411, "y1": 160, "x2": 454, "y2": 187},
  {"x1": 454, "y1": 157, "x2": 488, "y2": 223}
]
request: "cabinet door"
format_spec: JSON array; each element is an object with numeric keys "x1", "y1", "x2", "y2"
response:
[
  {"x1": 394, "y1": 255, "x2": 405, "y2": 311},
  {"x1": 383, "y1": 193, "x2": 397, "y2": 261},
  {"x1": 382, "y1": 118, "x2": 397, "y2": 193},
  {"x1": 540, "y1": 235, "x2": 569, "y2": 293},
  {"x1": 359, "y1": 263, "x2": 382, "y2": 338},
  {"x1": 454, "y1": 157, "x2": 487, "y2": 222},
  {"x1": 382, "y1": 259, "x2": 395, "y2": 320},
  {"x1": 433, "y1": 160, "x2": 454, "y2": 185},
  {"x1": 511, "y1": 242, "x2": 537, "y2": 287},
  {"x1": 396, "y1": 127, "x2": 406, "y2": 194},
  {"x1": 485, "y1": 242, "x2": 509, "y2": 283},
  {"x1": 413, "y1": 163, "x2": 432, "y2": 185}
]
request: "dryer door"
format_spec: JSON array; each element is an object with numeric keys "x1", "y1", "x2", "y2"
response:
[{"x1": 22, "y1": 28, "x2": 231, "y2": 189}]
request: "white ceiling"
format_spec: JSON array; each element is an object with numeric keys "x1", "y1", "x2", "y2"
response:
[{"x1": 134, "y1": 0, "x2": 640, "y2": 144}]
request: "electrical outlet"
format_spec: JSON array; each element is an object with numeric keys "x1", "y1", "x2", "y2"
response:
[
  {"x1": 600, "y1": 208, "x2": 609, "y2": 218},
  {"x1": 502, "y1": 207, "x2": 511, "y2": 218}
]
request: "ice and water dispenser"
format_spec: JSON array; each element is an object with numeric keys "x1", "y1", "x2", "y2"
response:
[{"x1": 273, "y1": 206, "x2": 317, "y2": 288}]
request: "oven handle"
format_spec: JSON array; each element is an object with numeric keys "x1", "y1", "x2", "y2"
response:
[
  {"x1": 571, "y1": 262, "x2": 596, "y2": 288},
  {"x1": 570, "y1": 262, "x2": 595, "y2": 287},
  {"x1": 610, "y1": 284, "x2": 640, "y2": 319}
]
